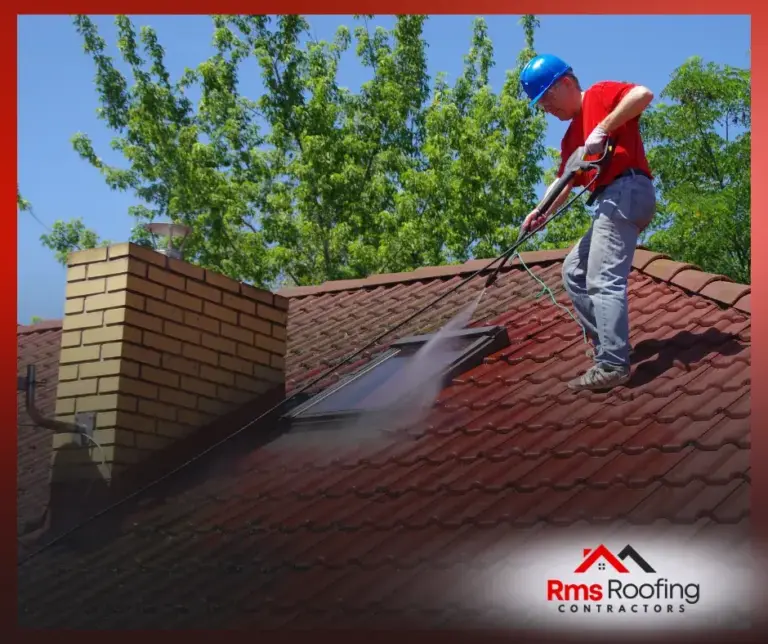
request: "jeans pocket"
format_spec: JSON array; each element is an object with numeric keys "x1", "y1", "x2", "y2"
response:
[
  {"x1": 628, "y1": 179, "x2": 657, "y2": 232},
  {"x1": 600, "y1": 177, "x2": 656, "y2": 232},
  {"x1": 594, "y1": 182, "x2": 624, "y2": 221}
]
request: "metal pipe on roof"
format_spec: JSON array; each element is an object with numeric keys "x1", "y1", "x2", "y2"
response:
[{"x1": 19, "y1": 364, "x2": 94, "y2": 438}]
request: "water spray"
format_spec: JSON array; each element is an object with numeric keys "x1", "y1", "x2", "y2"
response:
[{"x1": 18, "y1": 141, "x2": 615, "y2": 566}]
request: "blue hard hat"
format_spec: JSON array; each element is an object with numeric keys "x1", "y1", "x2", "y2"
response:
[{"x1": 520, "y1": 54, "x2": 572, "y2": 108}]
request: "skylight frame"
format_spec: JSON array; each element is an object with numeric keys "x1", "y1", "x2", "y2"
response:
[{"x1": 284, "y1": 324, "x2": 509, "y2": 426}]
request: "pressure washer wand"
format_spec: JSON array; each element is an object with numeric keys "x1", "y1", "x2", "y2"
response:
[
  {"x1": 17, "y1": 141, "x2": 615, "y2": 569},
  {"x1": 483, "y1": 139, "x2": 615, "y2": 289}
]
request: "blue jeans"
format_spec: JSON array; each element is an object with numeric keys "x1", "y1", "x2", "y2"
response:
[{"x1": 562, "y1": 172, "x2": 657, "y2": 369}]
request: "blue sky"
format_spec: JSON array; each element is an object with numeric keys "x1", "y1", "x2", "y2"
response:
[{"x1": 17, "y1": 14, "x2": 750, "y2": 324}]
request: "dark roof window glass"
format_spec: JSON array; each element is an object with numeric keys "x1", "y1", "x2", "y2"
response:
[{"x1": 285, "y1": 325, "x2": 509, "y2": 424}]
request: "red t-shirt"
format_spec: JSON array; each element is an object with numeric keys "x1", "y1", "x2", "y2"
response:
[{"x1": 558, "y1": 81, "x2": 653, "y2": 190}]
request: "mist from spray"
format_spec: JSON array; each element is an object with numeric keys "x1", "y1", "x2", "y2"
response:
[
  {"x1": 336, "y1": 288, "x2": 487, "y2": 439},
  {"x1": 271, "y1": 288, "x2": 487, "y2": 454}
]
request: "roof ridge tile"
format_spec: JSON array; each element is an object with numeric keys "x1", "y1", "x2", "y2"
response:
[
  {"x1": 698, "y1": 280, "x2": 751, "y2": 307},
  {"x1": 277, "y1": 249, "x2": 572, "y2": 298},
  {"x1": 632, "y1": 248, "x2": 670, "y2": 271},
  {"x1": 642, "y1": 258, "x2": 699, "y2": 282},
  {"x1": 278, "y1": 246, "x2": 750, "y2": 317},
  {"x1": 19, "y1": 250, "x2": 750, "y2": 331},
  {"x1": 17, "y1": 320, "x2": 63, "y2": 335},
  {"x1": 636, "y1": 254, "x2": 749, "y2": 313},
  {"x1": 732, "y1": 293, "x2": 751, "y2": 314}
]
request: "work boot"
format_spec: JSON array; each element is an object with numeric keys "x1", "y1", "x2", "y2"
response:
[{"x1": 567, "y1": 363, "x2": 630, "y2": 392}]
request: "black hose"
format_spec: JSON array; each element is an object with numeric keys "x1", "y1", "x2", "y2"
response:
[
  {"x1": 483, "y1": 171, "x2": 601, "y2": 288},
  {"x1": 17, "y1": 141, "x2": 615, "y2": 566}
]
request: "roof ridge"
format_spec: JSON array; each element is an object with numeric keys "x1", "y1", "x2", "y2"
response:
[
  {"x1": 275, "y1": 245, "x2": 751, "y2": 315},
  {"x1": 632, "y1": 248, "x2": 750, "y2": 314},
  {"x1": 17, "y1": 320, "x2": 64, "y2": 335},
  {"x1": 275, "y1": 249, "x2": 571, "y2": 298},
  {"x1": 15, "y1": 249, "x2": 749, "y2": 340}
]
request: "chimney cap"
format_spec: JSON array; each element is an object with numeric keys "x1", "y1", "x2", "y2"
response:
[{"x1": 143, "y1": 221, "x2": 192, "y2": 260}]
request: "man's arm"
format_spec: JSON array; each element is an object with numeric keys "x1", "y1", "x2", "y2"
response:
[
  {"x1": 600, "y1": 85, "x2": 654, "y2": 132},
  {"x1": 522, "y1": 176, "x2": 574, "y2": 233},
  {"x1": 540, "y1": 178, "x2": 574, "y2": 217},
  {"x1": 584, "y1": 84, "x2": 654, "y2": 156}
]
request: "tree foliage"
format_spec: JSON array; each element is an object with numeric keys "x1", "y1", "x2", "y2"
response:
[
  {"x1": 641, "y1": 56, "x2": 750, "y2": 283},
  {"x1": 39, "y1": 219, "x2": 108, "y2": 265},
  {"x1": 28, "y1": 17, "x2": 751, "y2": 287},
  {"x1": 42, "y1": 14, "x2": 547, "y2": 286},
  {"x1": 17, "y1": 186, "x2": 31, "y2": 212},
  {"x1": 18, "y1": 187, "x2": 106, "y2": 264}
]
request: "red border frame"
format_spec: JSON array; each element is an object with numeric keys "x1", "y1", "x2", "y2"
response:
[
  {"x1": 8, "y1": 3, "x2": 762, "y2": 641},
  {"x1": 5, "y1": 7, "x2": 16, "y2": 634}
]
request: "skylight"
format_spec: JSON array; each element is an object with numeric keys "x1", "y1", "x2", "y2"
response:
[{"x1": 285, "y1": 325, "x2": 509, "y2": 427}]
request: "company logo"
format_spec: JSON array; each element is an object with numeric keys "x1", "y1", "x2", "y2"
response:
[
  {"x1": 547, "y1": 544, "x2": 700, "y2": 616},
  {"x1": 574, "y1": 544, "x2": 656, "y2": 574}
]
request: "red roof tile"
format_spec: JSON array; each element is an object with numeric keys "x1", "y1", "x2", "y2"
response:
[{"x1": 16, "y1": 248, "x2": 751, "y2": 629}]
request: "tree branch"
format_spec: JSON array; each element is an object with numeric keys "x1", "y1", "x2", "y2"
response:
[{"x1": 689, "y1": 99, "x2": 725, "y2": 189}]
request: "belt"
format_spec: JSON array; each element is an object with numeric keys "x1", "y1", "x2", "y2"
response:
[{"x1": 586, "y1": 168, "x2": 652, "y2": 206}]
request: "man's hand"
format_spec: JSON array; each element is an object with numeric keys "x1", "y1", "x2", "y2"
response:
[
  {"x1": 522, "y1": 174, "x2": 575, "y2": 236},
  {"x1": 584, "y1": 125, "x2": 608, "y2": 155},
  {"x1": 522, "y1": 207, "x2": 547, "y2": 234}
]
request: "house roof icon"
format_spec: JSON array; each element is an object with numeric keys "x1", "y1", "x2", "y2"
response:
[{"x1": 574, "y1": 545, "x2": 630, "y2": 573}]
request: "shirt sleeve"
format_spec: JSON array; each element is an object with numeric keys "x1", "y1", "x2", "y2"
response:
[
  {"x1": 603, "y1": 81, "x2": 637, "y2": 110},
  {"x1": 597, "y1": 81, "x2": 638, "y2": 122}
]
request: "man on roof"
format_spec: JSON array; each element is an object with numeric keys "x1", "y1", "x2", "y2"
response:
[{"x1": 520, "y1": 54, "x2": 656, "y2": 392}]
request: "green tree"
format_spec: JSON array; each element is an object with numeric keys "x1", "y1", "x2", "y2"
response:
[
  {"x1": 69, "y1": 15, "x2": 274, "y2": 283},
  {"x1": 52, "y1": 14, "x2": 548, "y2": 285},
  {"x1": 18, "y1": 187, "x2": 105, "y2": 265},
  {"x1": 40, "y1": 219, "x2": 108, "y2": 265},
  {"x1": 220, "y1": 14, "x2": 435, "y2": 283},
  {"x1": 17, "y1": 186, "x2": 31, "y2": 212},
  {"x1": 398, "y1": 15, "x2": 547, "y2": 263},
  {"x1": 641, "y1": 56, "x2": 750, "y2": 283}
]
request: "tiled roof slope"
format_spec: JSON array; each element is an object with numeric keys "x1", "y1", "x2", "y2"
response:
[
  {"x1": 17, "y1": 248, "x2": 751, "y2": 629},
  {"x1": 17, "y1": 320, "x2": 64, "y2": 555}
]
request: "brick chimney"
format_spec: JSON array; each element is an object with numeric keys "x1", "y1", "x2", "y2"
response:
[{"x1": 51, "y1": 243, "x2": 288, "y2": 482}]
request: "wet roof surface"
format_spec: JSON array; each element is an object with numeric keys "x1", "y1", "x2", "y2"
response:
[{"x1": 17, "y1": 249, "x2": 751, "y2": 628}]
